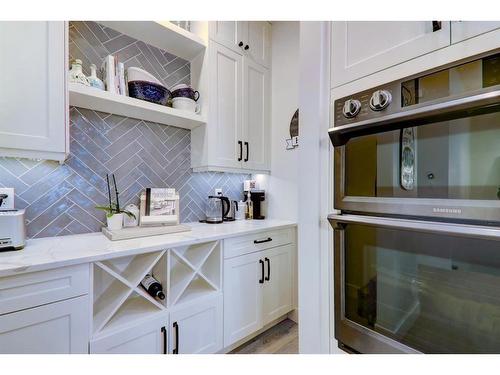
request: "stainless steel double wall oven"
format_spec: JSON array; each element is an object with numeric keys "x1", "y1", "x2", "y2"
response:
[{"x1": 329, "y1": 50, "x2": 500, "y2": 353}]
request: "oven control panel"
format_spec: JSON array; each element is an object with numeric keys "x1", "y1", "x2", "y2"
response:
[{"x1": 335, "y1": 83, "x2": 401, "y2": 126}]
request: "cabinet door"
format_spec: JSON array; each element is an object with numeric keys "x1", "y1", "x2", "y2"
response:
[
  {"x1": 90, "y1": 315, "x2": 168, "y2": 354},
  {"x1": 209, "y1": 21, "x2": 246, "y2": 54},
  {"x1": 451, "y1": 21, "x2": 500, "y2": 44},
  {"x1": 223, "y1": 251, "x2": 263, "y2": 347},
  {"x1": 210, "y1": 41, "x2": 244, "y2": 169},
  {"x1": 0, "y1": 295, "x2": 89, "y2": 354},
  {"x1": 169, "y1": 294, "x2": 223, "y2": 354},
  {"x1": 242, "y1": 59, "x2": 270, "y2": 171},
  {"x1": 262, "y1": 245, "x2": 293, "y2": 325},
  {"x1": 331, "y1": 21, "x2": 451, "y2": 87},
  {"x1": 0, "y1": 21, "x2": 68, "y2": 161},
  {"x1": 247, "y1": 22, "x2": 271, "y2": 68}
]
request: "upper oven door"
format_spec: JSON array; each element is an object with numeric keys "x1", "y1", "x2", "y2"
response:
[{"x1": 331, "y1": 52, "x2": 500, "y2": 223}]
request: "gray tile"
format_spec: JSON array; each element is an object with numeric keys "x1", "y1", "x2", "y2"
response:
[
  {"x1": 102, "y1": 26, "x2": 120, "y2": 39},
  {"x1": 0, "y1": 164, "x2": 30, "y2": 192},
  {"x1": 19, "y1": 160, "x2": 58, "y2": 186},
  {"x1": 65, "y1": 173, "x2": 108, "y2": 206},
  {"x1": 83, "y1": 21, "x2": 109, "y2": 43},
  {"x1": 72, "y1": 109, "x2": 111, "y2": 148},
  {"x1": 0, "y1": 158, "x2": 29, "y2": 176},
  {"x1": 67, "y1": 204, "x2": 104, "y2": 232},
  {"x1": 65, "y1": 156, "x2": 107, "y2": 192},
  {"x1": 104, "y1": 117, "x2": 140, "y2": 142},
  {"x1": 20, "y1": 165, "x2": 72, "y2": 203},
  {"x1": 25, "y1": 180, "x2": 74, "y2": 221},
  {"x1": 103, "y1": 33, "x2": 136, "y2": 53},
  {"x1": 27, "y1": 197, "x2": 73, "y2": 237},
  {"x1": 65, "y1": 218, "x2": 94, "y2": 234},
  {"x1": 71, "y1": 124, "x2": 111, "y2": 163},
  {"x1": 34, "y1": 213, "x2": 74, "y2": 239},
  {"x1": 104, "y1": 126, "x2": 142, "y2": 157},
  {"x1": 71, "y1": 21, "x2": 109, "y2": 59},
  {"x1": 70, "y1": 139, "x2": 110, "y2": 178},
  {"x1": 66, "y1": 189, "x2": 104, "y2": 222},
  {"x1": 137, "y1": 162, "x2": 164, "y2": 187},
  {"x1": 104, "y1": 140, "x2": 141, "y2": 171},
  {"x1": 75, "y1": 108, "x2": 111, "y2": 133},
  {"x1": 113, "y1": 153, "x2": 143, "y2": 183}
]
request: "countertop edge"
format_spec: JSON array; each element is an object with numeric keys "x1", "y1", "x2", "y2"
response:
[{"x1": 0, "y1": 221, "x2": 297, "y2": 278}]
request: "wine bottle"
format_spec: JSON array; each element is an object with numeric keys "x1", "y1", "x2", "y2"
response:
[{"x1": 141, "y1": 274, "x2": 165, "y2": 300}]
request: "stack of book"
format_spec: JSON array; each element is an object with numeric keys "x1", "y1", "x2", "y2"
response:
[{"x1": 101, "y1": 55, "x2": 127, "y2": 96}]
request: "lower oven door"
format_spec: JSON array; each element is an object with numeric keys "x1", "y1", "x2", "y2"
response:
[{"x1": 330, "y1": 214, "x2": 500, "y2": 354}]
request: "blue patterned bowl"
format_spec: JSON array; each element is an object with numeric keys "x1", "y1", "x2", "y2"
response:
[{"x1": 128, "y1": 80, "x2": 171, "y2": 106}]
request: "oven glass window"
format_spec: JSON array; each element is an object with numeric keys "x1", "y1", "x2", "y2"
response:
[
  {"x1": 344, "y1": 223, "x2": 500, "y2": 353},
  {"x1": 344, "y1": 112, "x2": 500, "y2": 200}
]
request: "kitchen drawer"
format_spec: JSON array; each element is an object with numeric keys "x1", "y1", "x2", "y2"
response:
[
  {"x1": 223, "y1": 228, "x2": 294, "y2": 259},
  {"x1": 0, "y1": 264, "x2": 89, "y2": 315}
]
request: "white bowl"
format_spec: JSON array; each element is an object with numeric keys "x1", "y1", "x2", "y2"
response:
[{"x1": 126, "y1": 67, "x2": 162, "y2": 85}]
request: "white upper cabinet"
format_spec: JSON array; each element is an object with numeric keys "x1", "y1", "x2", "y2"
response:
[
  {"x1": 451, "y1": 21, "x2": 500, "y2": 44},
  {"x1": 243, "y1": 59, "x2": 270, "y2": 171},
  {"x1": 247, "y1": 22, "x2": 271, "y2": 68},
  {"x1": 192, "y1": 21, "x2": 271, "y2": 173},
  {"x1": 331, "y1": 21, "x2": 451, "y2": 87},
  {"x1": 209, "y1": 21, "x2": 271, "y2": 68},
  {"x1": 209, "y1": 21, "x2": 246, "y2": 54},
  {"x1": 0, "y1": 21, "x2": 68, "y2": 161},
  {"x1": 208, "y1": 41, "x2": 244, "y2": 170}
]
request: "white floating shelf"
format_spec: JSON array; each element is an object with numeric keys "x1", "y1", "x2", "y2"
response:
[
  {"x1": 69, "y1": 83, "x2": 206, "y2": 130},
  {"x1": 98, "y1": 21, "x2": 206, "y2": 61}
]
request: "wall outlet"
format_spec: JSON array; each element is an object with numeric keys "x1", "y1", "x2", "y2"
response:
[
  {"x1": 214, "y1": 188, "x2": 223, "y2": 196},
  {"x1": 0, "y1": 188, "x2": 14, "y2": 210}
]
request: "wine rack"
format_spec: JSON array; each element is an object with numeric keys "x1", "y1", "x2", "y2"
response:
[{"x1": 91, "y1": 240, "x2": 221, "y2": 336}]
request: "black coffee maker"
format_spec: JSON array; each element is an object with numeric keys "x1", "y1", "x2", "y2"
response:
[{"x1": 244, "y1": 190, "x2": 266, "y2": 220}]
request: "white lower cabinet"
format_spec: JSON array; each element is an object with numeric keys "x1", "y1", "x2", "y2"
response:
[
  {"x1": 223, "y1": 244, "x2": 294, "y2": 347},
  {"x1": 262, "y1": 245, "x2": 293, "y2": 325},
  {"x1": 0, "y1": 295, "x2": 89, "y2": 354},
  {"x1": 169, "y1": 294, "x2": 223, "y2": 354},
  {"x1": 90, "y1": 314, "x2": 168, "y2": 354}
]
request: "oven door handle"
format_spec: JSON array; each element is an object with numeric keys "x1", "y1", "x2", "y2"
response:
[
  {"x1": 328, "y1": 213, "x2": 500, "y2": 240},
  {"x1": 329, "y1": 88, "x2": 500, "y2": 146}
]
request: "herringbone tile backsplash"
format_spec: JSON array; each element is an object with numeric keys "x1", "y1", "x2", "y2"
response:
[{"x1": 0, "y1": 22, "x2": 249, "y2": 239}]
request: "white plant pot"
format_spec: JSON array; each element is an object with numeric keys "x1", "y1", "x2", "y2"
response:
[{"x1": 107, "y1": 213, "x2": 124, "y2": 231}]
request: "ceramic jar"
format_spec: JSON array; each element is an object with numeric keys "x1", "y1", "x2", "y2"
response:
[
  {"x1": 172, "y1": 97, "x2": 201, "y2": 113},
  {"x1": 88, "y1": 64, "x2": 105, "y2": 90},
  {"x1": 68, "y1": 59, "x2": 90, "y2": 86}
]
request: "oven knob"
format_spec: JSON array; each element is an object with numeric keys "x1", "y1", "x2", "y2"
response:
[
  {"x1": 369, "y1": 90, "x2": 392, "y2": 111},
  {"x1": 342, "y1": 99, "x2": 361, "y2": 118}
]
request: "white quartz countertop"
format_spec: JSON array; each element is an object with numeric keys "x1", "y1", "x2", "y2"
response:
[{"x1": 0, "y1": 219, "x2": 296, "y2": 277}]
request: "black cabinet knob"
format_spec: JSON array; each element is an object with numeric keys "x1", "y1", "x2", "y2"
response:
[
  {"x1": 244, "y1": 44, "x2": 249, "y2": 50},
  {"x1": 238, "y1": 41, "x2": 244, "y2": 47}
]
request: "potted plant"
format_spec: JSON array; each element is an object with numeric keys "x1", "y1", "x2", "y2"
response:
[
  {"x1": 95, "y1": 203, "x2": 136, "y2": 231},
  {"x1": 96, "y1": 174, "x2": 136, "y2": 231}
]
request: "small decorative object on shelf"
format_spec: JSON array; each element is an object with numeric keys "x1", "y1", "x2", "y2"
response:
[
  {"x1": 68, "y1": 59, "x2": 90, "y2": 86},
  {"x1": 123, "y1": 204, "x2": 140, "y2": 227},
  {"x1": 87, "y1": 63, "x2": 105, "y2": 90},
  {"x1": 140, "y1": 274, "x2": 166, "y2": 300},
  {"x1": 172, "y1": 97, "x2": 201, "y2": 113},
  {"x1": 96, "y1": 174, "x2": 136, "y2": 231},
  {"x1": 140, "y1": 188, "x2": 180, "y2": 226}
]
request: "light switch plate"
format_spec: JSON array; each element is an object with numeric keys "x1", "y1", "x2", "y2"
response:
[{"x1": 0, "y1": 188, "x2": 14, "y2": 210}]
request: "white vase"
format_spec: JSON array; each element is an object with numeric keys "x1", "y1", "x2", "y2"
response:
[
  {"x1": 106, "y1": 213, "x2": 124, "y2": 231},
  {"x1": 68, "y1": 59, "x2": 90, "y2": 86},
  {"x1": 88, "y1": 63, "x2": 105, "y2": 90}
]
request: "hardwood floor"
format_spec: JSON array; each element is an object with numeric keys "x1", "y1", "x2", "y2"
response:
[{"x1": 230, "y1": 319, "x2": 298, "y2": 354}]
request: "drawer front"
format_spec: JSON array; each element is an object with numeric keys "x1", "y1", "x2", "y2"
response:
[
  {"x1": 0, "y1": 264, "x2": 89, "y2": 315},
  {"x1": 224, "y1": 228, "x2": 294, "y2": 259}
]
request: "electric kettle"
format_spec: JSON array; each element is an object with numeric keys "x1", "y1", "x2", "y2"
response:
[{"x1": 205, "y1": 195, "x2": 230, "y2": 224}]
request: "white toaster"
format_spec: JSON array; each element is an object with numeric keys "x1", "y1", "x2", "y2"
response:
[{"x1": 0, "y1": 209, "x2": 26, "y2": 251}]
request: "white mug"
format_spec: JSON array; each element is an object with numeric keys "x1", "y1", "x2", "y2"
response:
[{"x1": 172, "y1": 97, "x2": 201, "y2": 114}]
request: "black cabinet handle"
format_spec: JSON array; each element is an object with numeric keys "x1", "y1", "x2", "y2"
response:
[
  {"x1": 238, "y1": 41, "x2": 244, "y2": 47},
  {"x1": 259, "y1": 259, "x2": 264, "y2": 284},
  {"x1": 265, "y1": 257, "x2": 270, "y2": 281},
  {"x1": 238, "y1": 141, "x2": 243, "y2": 161},
  {"x1": 254, "y1": 237, "x2": 272, "y2": 244},
  {"x1": 244, "y1": 44, "x2": 249, "y2": 50},
  {"x1": 173, "y1": 321, "x2": 179, "y2": 354},
  {"x1": 161, "y1": 326, "x2": 167, "y2": 354},
  {"x1": 432, "y1": 21, "x2": 442, "y2": 32},
  {"x1": 244, "y1": 141, "x2": 249, "y2": 162}
]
